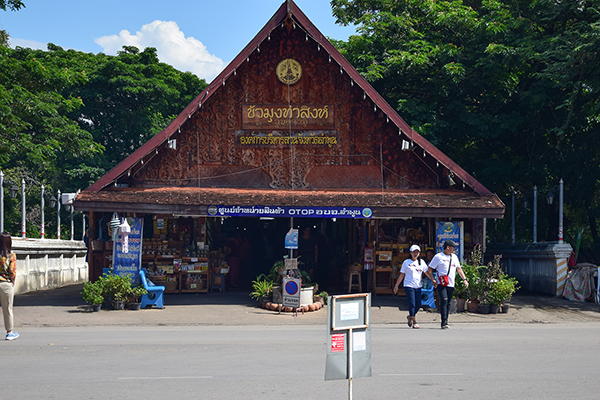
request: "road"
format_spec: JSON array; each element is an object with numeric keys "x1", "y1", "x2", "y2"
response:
[{"x1": 2, "y1": 322, "x2": 598, "y2": 399}]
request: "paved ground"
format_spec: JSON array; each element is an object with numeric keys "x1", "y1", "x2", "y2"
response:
[{"x1": 11, "y1": 284, "x2": 600, "y2": 329}]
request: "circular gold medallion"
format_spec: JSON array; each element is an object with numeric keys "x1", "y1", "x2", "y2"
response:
[{"x1": 276, "y1": 58, "x2": 302, "y2": 85}]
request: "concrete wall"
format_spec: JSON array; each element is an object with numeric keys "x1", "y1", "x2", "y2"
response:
[
  {"x1": 12, "y1": 238, "x2": 88, "y2": 295},
  {"x1": 487, "y1": 242, "x2": 572, "y2": 296}
]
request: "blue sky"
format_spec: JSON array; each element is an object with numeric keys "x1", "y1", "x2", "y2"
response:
[{"x1": 1, "y1": 0, "x2": 356, "y2": 82}]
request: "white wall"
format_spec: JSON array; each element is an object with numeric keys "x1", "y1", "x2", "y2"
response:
[{"x1": 12, "y1": 238, "x2": 88, "y2": 295}]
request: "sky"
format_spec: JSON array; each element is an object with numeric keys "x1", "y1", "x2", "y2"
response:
[{"x1": 1, "y1": 0, "x2": 356, "y2": 82}]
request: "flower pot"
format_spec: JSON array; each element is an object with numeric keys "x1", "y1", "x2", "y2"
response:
[
  {"x1": 489, "y1": 304, "x2": 500, "y2": 314},
  {"x1": 477, "y1": 303, "x2": 490, "y2": 314},
  {"x1": 456, "y1": 298, "x2": 466, "y2": 313},
  {"x1": 113, "y1": 300, "x2": 125, "y2": 310},
  {"x1": 449, "y1": 298, "x2": 458, "y2": 314},
  {"x1": 467, "y1": 300, "x2": 479, "y2": 313},
  {"x1": 501, "y1": 304, "x2": 510, "y2": 313},
  {"x1": 128, "y1": 302, "x2": 141, "y2": 311},
  {"x1": 92, "y1": 304, "x2": 101, "y2": 312}
]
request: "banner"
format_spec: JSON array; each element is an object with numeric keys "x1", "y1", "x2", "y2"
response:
[
  {"x1": 113, "y1": 217, "x2": 143, "y2": 284},
  {"x1": 207, "y1": 205, "x2": 373, "y2": 219},
  {"x1": 435, "y1": 221, "x2": 464, "y2": 262}
]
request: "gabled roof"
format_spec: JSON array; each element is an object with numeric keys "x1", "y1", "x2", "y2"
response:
[{"x1": 86, "y1": 0, "x2": 493, "y2": 198}]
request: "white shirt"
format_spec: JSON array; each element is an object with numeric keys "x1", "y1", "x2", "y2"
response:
[
  {"x1": 428, "y1": 252, "x2": 460, "y2": 287},
  {"x1": 400, "y1": 258, "x2": 428, "y2": 289}
]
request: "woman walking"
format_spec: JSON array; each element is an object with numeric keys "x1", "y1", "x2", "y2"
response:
[
  {"x1": 0, "y1": 232, "x2": 18, "y2": 340},
  {"x1": 393, "y1": 245, "x2": 436, "y2": 329}
]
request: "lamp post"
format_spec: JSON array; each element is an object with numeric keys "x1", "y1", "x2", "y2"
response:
[
  {"x1": 546, "y1": 179, "x2": 564, "y2": 243},
  {"x1": 21, "y1": 179, "x2": 26, "y2": 238},
  {"x1": 511, "y1": 189, "x2": 516, "y2": 244},
  {"x1": 559, "y1": 179, "x2": 564, "y2": 244},
  {"x1": 533, "y1": 186, "x2": 538, "y2": 244},
  {"x1": 70, "y1": 203, "x2": 74, "y2": 241},
  {"x1": 57, "y1": 189, "x2": 61, "y2": 240},
  {"x1": 41, "y1": 184, "x2": 45, "y2": 239}
]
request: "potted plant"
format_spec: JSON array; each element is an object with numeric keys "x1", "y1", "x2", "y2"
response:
[
  {"x1": 127, "y1": 285, "x2": 148, "y2": 310},
  {"x1": 102, "y1": 273, "x2": 133, "y2": 310},
  {"x1": 314, "y1": 291, "x2": 328, "y2": 306},
  {"x1": 250, "y1": 277, "x2": 274, "y2": 306},
  {"x1": 453, "y1": 262, "x2": 475, "y2": 312},
  {"x1": 82, "y1": 281, "x2": 103, "y2": 312},
  {"x1": 489, "y1": 274, "x2": 519, "y2": 313}
]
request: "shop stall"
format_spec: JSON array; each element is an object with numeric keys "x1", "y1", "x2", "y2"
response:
[{"x1": 75, "y1": 1, "x2": 504, "y2": 294}]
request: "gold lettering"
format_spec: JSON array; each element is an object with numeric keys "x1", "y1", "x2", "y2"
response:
[{"x1": 299, "y1": 105, "x2": 310, "y2": 119}]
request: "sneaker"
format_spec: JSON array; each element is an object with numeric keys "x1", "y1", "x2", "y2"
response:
[
  {"x1": 441, "y1": 324, "x2": 449, "y2": 330},
  {"x1": 6, "y1": 331, "x2": 19, "y2": 340}
]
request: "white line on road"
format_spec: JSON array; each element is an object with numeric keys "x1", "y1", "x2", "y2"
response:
[
  {"x1": 379, "y1": 373, "x2": 463, "y2": 377},
  {"x1": 118, "y1": 376, "x2": 213, "y2": 380}
]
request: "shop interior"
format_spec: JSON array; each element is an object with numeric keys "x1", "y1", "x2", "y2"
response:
[{"x1": 90, "y1": 213, "x2": 476, "y2": 295}]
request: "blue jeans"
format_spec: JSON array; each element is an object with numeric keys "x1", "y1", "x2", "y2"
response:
[
  {"x1": 404, "y1": 287, "x2": 422, "y2": 316},
  {"x1": 436, "y1": 285, "x2": 454, "y2": 325}
]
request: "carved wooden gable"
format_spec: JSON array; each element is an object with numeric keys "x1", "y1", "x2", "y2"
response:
[{"x1": 135, "y1": 17, "x2": 439, "y2": 191}]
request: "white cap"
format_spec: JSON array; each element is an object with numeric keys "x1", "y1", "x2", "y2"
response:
[{"x1": 409, "y1": 244, "x2": 421, "y2": 252}]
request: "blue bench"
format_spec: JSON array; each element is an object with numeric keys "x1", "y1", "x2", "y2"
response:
[{"x1": 139, "y1": 269, "x2": 165, "y2": 309}]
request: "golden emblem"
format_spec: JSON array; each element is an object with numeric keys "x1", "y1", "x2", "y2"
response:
[{"x1": 276, "y1": 58, "x2": 302, "y2": 85}]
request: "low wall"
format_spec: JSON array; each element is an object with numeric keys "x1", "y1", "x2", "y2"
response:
[
  {"x1": 12, "y1": 238, "x2": 89, "y2": 295},
  {"x1": 487, "y1": 242, "x2": 572, "y2": 296}
]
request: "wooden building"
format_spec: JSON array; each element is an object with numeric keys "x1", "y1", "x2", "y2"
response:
[{"x1": 75, "y1": 1, "x2": 504, "y2": 291}]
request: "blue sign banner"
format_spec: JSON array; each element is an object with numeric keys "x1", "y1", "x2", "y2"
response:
[
  {"x1": 207, "y1": 205, "x2": 373, "y2": 219},
  {"x1": 435, "y1": 221, "x2": 463, "y2": 261},
  {"x1": 113, "y1": 217, "x2": 143, "y2": 284}
]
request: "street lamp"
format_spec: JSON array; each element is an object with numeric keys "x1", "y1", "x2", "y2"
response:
[
  {"x1": 41, "y1": 185, "x2": 45, "y2": 239},
  {"x1": 21, "y1": 179, "x2": 26, "y2": 238},
  {"x1": 546, "y1": 180, "x2": 564, "y2": 244},
  {"x1": 57, "y1": 189, "x2": 61, "y2": 240}
]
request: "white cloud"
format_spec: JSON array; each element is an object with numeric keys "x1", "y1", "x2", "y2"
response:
[
  {"x1": 95, "y1": 20, "x2": 225, "y2": 82},
  {"x1": 10, "y1": 38, "x2": 48, "y2": 50}
]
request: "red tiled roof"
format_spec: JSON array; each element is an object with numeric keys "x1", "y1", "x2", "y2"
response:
[
  {"x1": 75, "y1": 187, "x2": 504, "y2": 218},
  {"x1": 85, "y1": 0, "x2": 495, "y2": 199}
]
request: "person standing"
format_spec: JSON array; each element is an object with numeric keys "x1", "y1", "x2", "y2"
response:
[
  {"x1": 428, "y1": 240, "x2": 469, "y2": 329},
  {"x1": 0, "y1": 232, "x2": 18, "y2": 340},
  {"x1": 393, "y1": 245, "x2": 436, "y2": 329}
]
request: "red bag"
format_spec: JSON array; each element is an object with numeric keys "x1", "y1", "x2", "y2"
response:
[{"x1": 438, "y1": 275, "x2": 450, "y2": 286}]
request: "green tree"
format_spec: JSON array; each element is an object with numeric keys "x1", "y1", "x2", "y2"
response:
[{"x1": 331, "y1": 0, "x2": 600, "y2": 249}]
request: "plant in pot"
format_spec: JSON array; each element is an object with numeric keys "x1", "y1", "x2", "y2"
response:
[
  {"x1": 250, "y1": 276, "x2": 274, "y2": 306},
  {"x1": 453, "y1": 262, "x2": 475, "y2": 312},
  {"x1": 103, "y1": 273, "x2": 133, "y2": 310},
  {"x1": 314, "y1": 291, "x2": 329, "y2": 306},
  {"x1": 127, "y1": 285, "x2": 148, "y2": 310},
  {"x1": 489, "y1": 274, "x2": 519, "y2": 313},
  {"x1": 82, "y1": 280, "x2": 104, "y2": 312}
]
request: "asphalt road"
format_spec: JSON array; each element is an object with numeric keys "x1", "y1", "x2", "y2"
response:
[{"x1": 3, "y1": 322, "x2": 599, "y2": 400}]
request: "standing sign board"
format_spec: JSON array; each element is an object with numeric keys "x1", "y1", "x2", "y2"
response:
[
  {"x1": 325, "y1": 293, "x2": 371, "y2": 385},
  {"x1": 113, "y1": 217, "x2": 143, "y2": 284},
  {"x1": 282, "y1": 277, "x2": 302, "y2": 308},
  {"x1": 436, "y1": 221, "x2": 464, "y2": 262}
]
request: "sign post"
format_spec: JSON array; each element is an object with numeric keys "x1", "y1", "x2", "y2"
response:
[{"x1": 325, "y1": 293, "x2": 371, "y2": 399}]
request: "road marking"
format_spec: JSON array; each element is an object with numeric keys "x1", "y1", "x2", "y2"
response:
[
  {"x1": 380, "y1": 373, "x2": 463, "y2": 377},
  {"x1": 118, "y1": 376, "x2": 213, "y2": 380}
]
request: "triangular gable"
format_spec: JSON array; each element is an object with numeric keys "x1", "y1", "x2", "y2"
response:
[{"x1": 87, "y1": 0, "x2": 493, "y2": 198}]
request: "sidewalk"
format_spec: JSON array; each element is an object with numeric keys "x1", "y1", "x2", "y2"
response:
[{"x1": 11, "y1": 284, "x2": 600, "y2": 329}]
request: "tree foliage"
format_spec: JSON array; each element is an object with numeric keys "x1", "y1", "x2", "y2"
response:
[
  {"x1": 331, "y1": 0, "x2": 600, "y2": 248},
  {"x1": 0, "y1": 43, "x2": 207, "y2": 237}
]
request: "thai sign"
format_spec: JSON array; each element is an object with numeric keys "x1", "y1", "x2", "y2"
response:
[
  {"x1": 242, "y1": 104, "x2": 334, "y2": 130},
  {"x1": 113, "y1": 217, "x2": 143, "y2": 283},
  {"x1": 236, "y1": 130, "x2": 338, "y2": 147},
  {"x1": 207, "y1": 205, "x2": 373, "y2": 219},
  {"x1": 435, "y1": 221, "x2": 464, "y2": 262}
]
